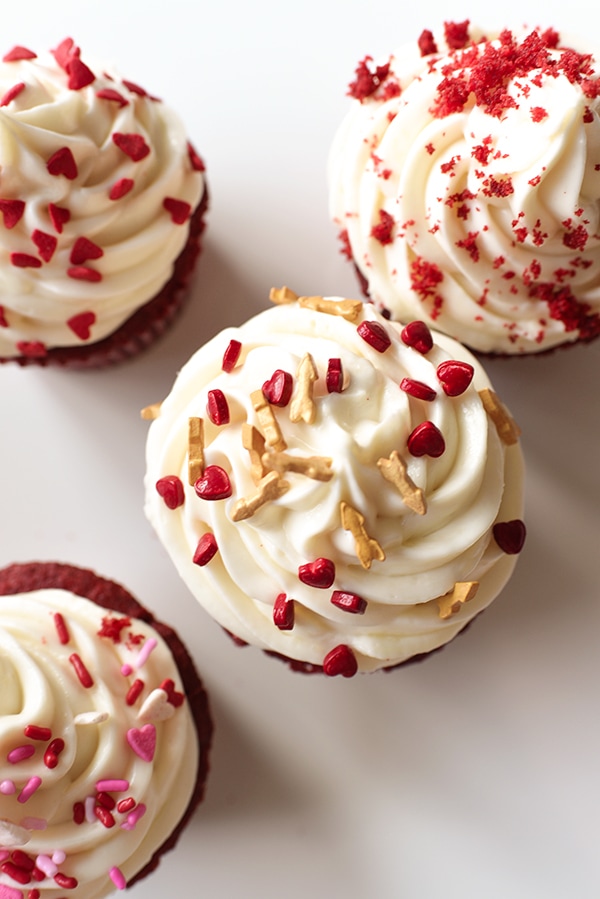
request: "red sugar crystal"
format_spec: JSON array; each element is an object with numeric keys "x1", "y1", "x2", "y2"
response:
[
  {"x1": 70, "y1": 236, "x2": 103, "y2": 265},
  {"x1": 163, "y1": 197, "x2": 192, "y2": 224},
  {"x1": 32, "y1": 230, "x2": 57, "y2": 262},
  {"x1": 410, "y1": 257, "x2": 444, "y2": 301},
  {"x1": 66, "y1": 56, "x2": 95, "y2": 90},
  {"x1": 109, "y1": 178, "x2": 134, "y2": 200},
  {"x1": 69, "y1": 653, "x2": 94, "y2": 688},
  {"x1": 11, "y1": 253, "x2": 41, "y2": 269},
  {"x1": 400, "y1": 378, "x2": 437, "y2": 401},
  {"x1": 444, "y1": 20, "x2": 471, "y2": 50},
  {"x1": 48, "y1": 203, "x2": 70, "y2": 233},
  {"x1": 46, "y1": 146, "x2": 78, "y2": 180},
  {"x1": 16, "y1": 340, "x2": 46, "y2": 357},
  {"x1": 125, "y1": 679, "x2": 144, "y2": 706},
  {"x1": 326, "y1": 358, "x2": 344, "y2": 393},
  {"x1": 3, "y1": 46, "x2": 36, "y2": 62},
  {"x1": 207, "y1": 388, "x2": 230, "y2": 425},
  {"x1": 370, "y1": 208, "x2": 395, "y2": 245},
  {"x1": 97, "y1": 614, "x2": 132, "y2": 643},
  {"x1": 222, "y1": 338, "x2": 242, "y2": 372},
  {"x1": 400, "y1": 320, "x2": 434, "y2": 354},
  {"x1": 418, "y1": 29, "x2": 438, "y2": 56},
  {"x1": 67, "y1": 266, "x2": 102, "y2": 282},
  {"x1": 0, "y1": 199, "x2": 25, "y2": 229},
  {"x1": 96, "y1": 88, "x2": 129, "y2": 107},
  {"x1": 323, "y1": 644, "x2": 358, "y2": 677},
  {"x1": 348, "y1": 56, "x2": 393, "y2": 102},
  {"x1": 262, "y1": 369, "x2": 293, "y2": 406},
  {"x1": 298, "y1": 557, "x2": 335, "y2": 589},
  {"x1": 407, "y1": 420, "x2": 445, "y2": 457},
  {"x1": 331, "y1": 590, "x2": 367, "y2": 614},
  {"x1": 357, "y1": 319, "x2": 391, "y2": 352},
  {"x1": 67, "y1": 311, "x2": 96, "y2": 340},
  {"x1": 193, "y1": 533, "x2": 219, "y2": 566},
  {"x1": 273, "y1": 593, "x2": 295, "y2": 630},
  {"x1": 24, "y1": 725, "x2": 51, "y2": 741},
  {"x1": 0, "y1": 82, "x2": 26, "y2": 106},
  {"x1": 155, "y1": 475, "x2": 185, "y2": 509},
  {"x1": 493, "y1": 519, "x2": 527, "y2": 554},
  {"x1": 436, "y1": 360, "x2": 474, "y2": 396},
  {"x1": 194, "y1": 465, "x2": 232, "y2": 500},
  {"x1": 112, "y1": 132, "x2": 150, "y2": 162}
]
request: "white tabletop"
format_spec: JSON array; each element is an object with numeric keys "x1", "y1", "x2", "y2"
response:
[{"x1": 0, "y1": 1, "x2": 599, "y2": 897}]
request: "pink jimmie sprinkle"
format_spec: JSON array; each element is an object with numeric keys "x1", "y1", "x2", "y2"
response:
[
  {"x1": 17, "y1": 776, "x2": 42, "y2": 803},
  {"x1": 121, "y1": 803, "x2": 147, "y2": 830},
  {"x1": 19, "y1": 817, "x2": 46, "y2": 830},
  {"x1": 85, "y1": 796, "x2": 96, "y2": 823},
  {"x1": 96, "y1": 779, "x2": 129, "y2": 793},
  {"x1": 0, "y1": 882, "x2": 25, "y2": 898},
  {"x1": 109, "y1": 866, "x2": 127, "y2": 890},
  {"x1": 7, "y1": 745, "x2": 35, "y2": 764},
  {"x1": 134, "y1": 637, "x2": 157, "y2": 670}
]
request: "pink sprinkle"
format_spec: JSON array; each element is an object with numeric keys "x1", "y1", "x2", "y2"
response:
[
  {"x1": 109, "y1": 178, "x2": 134, "y2": 200},
  {"x1": 120, "y1": 664, "x2": 133, "y2": 677},
  {"x1": 163, "y1": 197, "x2": 191, "y2": 224},
  {"x1": 96, "y1": 88, "x2": 129, "y2": 107},
  {"x1": 0, "y1": 781, "x2": 15, "y2": 794},
  {"x1": 19, "y1": 817, "x2": 46, "y2": 830},
  {"x1": 52, "y1": 850, "x2": 66, "y2": 866},
  {"x1": 32, "y1": 229, "x2": 58, "y2": 262},
  {"x1": 0, "y1": 199, "x2": 25, "y2": 229},
  {"x1": 3, "y1": 46, "x2": 37, "y2": 62},
  {"x1": 0, "y1": 82, "x2": 25, "y2": 107},
  {"x1": 0, "y1": 882, "x2": 25, "y2": 899},
  {"x1": 24, "y1": 725, "x2": 51, "y2": 741},
  {"x1": 84, "y1": 796, "x2": 96, "y2": 823},
  {"x1": 123, "y1": 803, "x2": 147, "y2": 829},
  {"x1": 53, "y1": 612, "x2": 70, "y2": 645},
  {"x1": 7, "y1": 745, "x2": 35, "y2": 764},
  {"x1": 69, "y1": 652, "x2": 94, "y2": 688},
  {"x1": 96, "y1": 779, "x2": 129, "y2": 793},
  {"x1": 48, "y1": 203, "x2": 70, "y2": 233},
  {"x1": 10, "y1": 252, "x2": 41, "y2": 269},
  {"x1": 35, "y1": 855, "x2": 57, "y2": 877},
  {"x1": 125, "y1": 679, "x2": 144, "y2": 706},
  {"x1": 0, "y1": 851, "x2": 9, "y2": 863},
  {"x1": 112, "y1": 132, "x2": 150, "y2": 161},
  {"x1": 17, "y1": 776, "x2": 42, "y2": 803},
  {"x1": 134, "y1": 638, "x2": 157, "y2": 670},
  {"x1": 67, "y1": 266, "x2": 102, "y2": 282},
  {"x1": 126, "y1": 725, "x2": 156, "y2": 762},
  {"x1": 109, "y1": 866, "x2": 127, "y2": 890}
]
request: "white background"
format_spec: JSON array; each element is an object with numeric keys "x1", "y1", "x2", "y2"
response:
[{"x1": 0, "y1": 1, "x2": 599, "y2": 897}]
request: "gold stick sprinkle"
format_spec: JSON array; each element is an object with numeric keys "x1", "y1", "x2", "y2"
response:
[
  {"x1": 377, "y1": 451, "x2": 427, "y2": 515},
  {"x1": 340, "y1": 501, "x2": 385, "y2": 570},
  {"x1": 289, "y1": 353, "x2": 318, "y2": 424},
  {"x1": 230, "y1": 471, "x2": 289, "y2": 522},
  {"x1": 242, "y1": 423, "x2": 269, "y2": 483},
  {"x1": 188, "y1": 417, "x2": 205, "y2": 485},
  {"x1": 478, "y1": 388, "x2": 521, "y2": 445},
  {"x1": 250, "y1": 390, "x2": 287, "y2": 452},
  {"x1": 140, "y1": 402, "x2": 161, "y2": 420},
  {"x1": 269, "y1": 285, "x2": 298, "y2": 305},
  {"x1": 262, "y1": 450, "x2": 333, "y2": 481},
  {"x1": 436, "y1": 581, "x2": 479, "y2": 620},
  {"x1": 298, "y1": 295, "x2": 362, "y2": 322}
]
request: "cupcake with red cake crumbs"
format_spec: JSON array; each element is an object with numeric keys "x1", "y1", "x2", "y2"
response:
[
  {"x1": 0, "y1": 561, "x2": 212, "y2": 896},
  {"x1": 144, "y1": 289, "x2": 525, "y2": 676},
  {"x1": 329, "y1": 22, "x2": 600, "y2": 354},
  {"x1": 0, "y1": 38, "x2": 207, "y2": 368}
]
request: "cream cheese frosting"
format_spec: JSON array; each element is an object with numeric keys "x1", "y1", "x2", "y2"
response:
[
  {"x1": 144, "y1": 292, "x2": 526, "y2": 675},
  {"x1": 0, "y1": 587, "x2": 198, "y2": 896},
  {"x1": 0, "y1": 39, "x2": 205, "y2": 358},
  {"x1": 329, "y1": 23, "x2": 600, "y2": 354}
]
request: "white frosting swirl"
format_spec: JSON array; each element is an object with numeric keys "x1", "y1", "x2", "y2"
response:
[
  {"x1": 0, "y1": 41, "x2": 204, "y2": 357},
  {"x1": 329, "y1": 25, "x2": 600, "y2": 353},
  {"x1": 144, "y1": 299, "x2": 525, "y2": 673},
  {"x1": 0, "y1": 588, "x2": 198, "y2": 897}
]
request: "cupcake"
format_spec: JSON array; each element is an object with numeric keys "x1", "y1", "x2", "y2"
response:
[
  {"x1": 0, "y1": 561, "x2": 212, "y2": 895},
  {"x1": 328, "y1": 23, "x2": 600, "y2": 355},
  {"x1": 144, "y1": 289, "x2": 526, "y2": 676},
  {"x1": 0, "y1": 38, "x2": 207, "y2": 368}
]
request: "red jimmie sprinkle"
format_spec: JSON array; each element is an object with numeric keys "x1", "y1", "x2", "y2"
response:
[
  {"x1": 400, "y1": 378, "x2": 437, "y2": 401},
  {"x1": 326, "y1": 358, "x2": 344, "y2": 393},
  {"x1": 73, "y1": 801, "x2": 85, "y2": 824},
  {"x1": 194, "y1": 465, "x2": 232, "y2": 500},
  {"x1": 67, "y1": 56, "x2": 95, "y2": 90},
  {"x1": 222, "y1": 339, "x2": 242, "y2": 372},
  {"x1": 11, "y1": 850, "x2": 34, "y2": 872},
  {"x1": 0, "y1": 199, "x2": 25, "y2": 229},
  {"x1": 357, "y1": 319, "x2": 391, "y2": 352},
  {"x1": 67, "y1": 266, "x2": 102, "y2": 282},
  {"x1": 54, "y1": 872, "x2": 79, "y2": 888},
  {"x1": 493, "y1": 519, "x2": 527, "y2": 554},
  {"x1": 0, "y1": 82, "x2": 26, "y2": 106},
  {"x1": 117, "y1": 797, "x2": 136, "y2": 813},
  {"x1": 125, "y1": 679, "x2": 145, "y2": 706},
  {"x1": 207, "y1": 388, "x2": 230, "y2": 425},
  {"x1": 193, "y1": 532, "x2": 219, "y2": 566},
  {"x1": 323, "y1": 644, "x2": 358, "y2": 677},
  {"x1": 24, "y1": 725, "x2": 51, "y2": 741},
  {"x1": 96, "y1": 88, "x2": 129, "y2": 107},
  {"x1": 67, "y1": 311, "x2": 96, "y2": 341},
  {"x1": 407, "y1": 421, "x2": 446, "y2": 457},
  {"x1": 187, "y1": 141, "x2": 206, "y2": 172},
  {"x1": 53, "y1": 612, "x2": 70, "y2": 645},
  {"x1": 262, "y1": 369, "x2": 293, "y2": 406},
  {"x1": 1, "y1": 861, "x2": 31, "y2": 884},
  {"x1": 155, "y1": 475, "x2": 185, "y2": 509},
  {"x1": 3, "y1": 46, "x2": 37, "y2": 62},
  {"x1": 109, "y1": 178, "x2": 134, "y2": 200},
  {"x1": 69, "y1": 653, "x2": 94, "y2": 688},
  {"x1": 96, "y1": 791, "x2": 116, "y2": 811},
  {"x1": 32, "y1": 229, "x2": 58, "y2": 262},
  {"x1": 46, "y1": 147, "x2": 78, "y2": 180},
  {"x1": 44, "y1": 737, "x2": 65, "y2": 769},
  {"x1": 273, "y1": 593, "x2": 295, "y2": 630},
  {"x1": 94, "y1": 806, "x2": 115, "y2": 829},
  {"x1": 400, "y1": 320, "x2": 434, "y2": 354},
  {"x1": 298, "y1": 557, "x2": 335, "y2": 588},
  {"x1": 436, "y1": 360, "x2": 474, "y2": 396},
  {"x1": 48, "y1": 203, "x2": 70, "y2": 233},
  {"x1": 29, "y1": 889, "x2": 41, "y2": 899},
  {"x1": 11, "y1": 253, "x2": 41, "y2": 268},
  {"x1": 70, "y1": 236, "x2": 103, "y2": 265},
  {"x1": 112, "y1": 132, "x2": 150, "y2": 162},
  {"x1": 163, "y1": 197, "x2": 192, "y2": 224},
  {"x1": 331, "y1": 590, "x2": 368, "y2": 614}
]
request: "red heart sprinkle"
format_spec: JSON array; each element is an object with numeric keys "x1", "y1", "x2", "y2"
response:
[
  {"x1": 206, "y1": 389, "x2": 230, "y2": 425},
  {"x1": 109, "y1": 178, "x2": 134, "y2": 200},
  {"x1": 357, "y1": 319, "x2": 391, "y2": 352},
  {"x1": 193, "y1": 533, "x2": 219, "y2": 566},
  {"x1": 436, "y1": 360, "x2": 474, "y2": 396},
  {"x1": 331, "y1": 591, "x2": 367, "y2": 614},
  {"x1": 493, "y1": 519, "x2": 526, "y2": 554},
  {"x1": 0, "y1": 199, "x2": 25, "y2": 229},
  {"x1": 122, "y1": 79, "x2": 148, "y2": 97},
  {"x1": 159, "y1": 678, "x2": 185, "y2": 707},
  {"x1": 70, "y1": 236, "x2": 103, "y2": 265},
  {"x1": 400, "y1": 378, "x2": 437, "y2": 401},
  {"x1": 48, "y1": 203, "x2": 70, "y2": 233},
  {"x1": 163, "y1": 197, "x2": 191, "y2": 224},
  {"x1": 222, "y1": 339, "x2": 241, "y2": 372},
  {"x1": 47, "y1": 146, "x2": 78, "y2": 180},
  {"x1": 298, "y1": 557, "x2": 335, "y2": 588},
  {"x1": 52, "y1": 37, "x2": 79, "y2": 70},
  {"x1": 155, "y1": 475, "x2": 185, "y2": 509},
  {"x1": 10, "y1": 252, "x2": 41, "y2": 268},
  {"x1": 112, "y1": 132, "x2": 150, "y2": 162},
  {"x1": 407, "y1": 420, "x2": 445, "y2": 457},
  {"x1": 194, "y1": 465, "x2": 232, "y2": 500},
  {"x1": 273, "y1": 593, "x2": 295, "y2": 630},
  {"x1": 187, "y1": 141, "x2": 206, "y2": 172},
  {"x1": 32, "y1": 229, "x2": 57, "y2": 262},
  {"x1": 96, "y1": 88, "x2": 129, "y2": 107},
  {"x1": 401, "y1": 320, "x2": 434, "y2": 354},
  {"x1": 323, "y1": 644, "x2": 358, "y2": 677},
  {"x1": 0, "y1": 82, "x2": 26, "y2": 107},
  {"x1": 67, "y1": 266, "x2": 102, "y2": 282},
  {"x1": 16, "y1": 340, "x2": 46, "y2": 358},
  {"x1": 326, "y1": 358, "x2": 344, "y2": 393},
  {"x1": 66, "y1": 57, "x2": 95, "y2": 90},
  {"x1": 67, "y1": 311, "x2": 96, "y2": 340},
  {"x1": 262, "y1": 369, "x2": 293, "y2": 406},
  {"x1": 3, "y1": 46, "x2": 37, "y2": 62}
]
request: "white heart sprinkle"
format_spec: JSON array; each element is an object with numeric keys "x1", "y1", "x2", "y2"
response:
[{"x1": 138, "y1": 688, "x2": 175, "y2": 722}]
